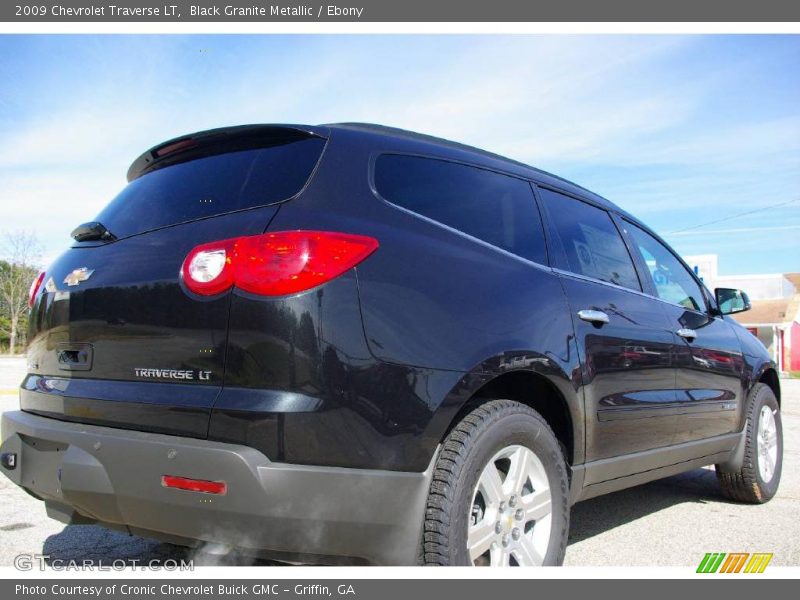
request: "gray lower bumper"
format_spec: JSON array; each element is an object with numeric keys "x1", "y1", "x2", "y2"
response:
[{"x1": 0, "y1": 410, "x2": 433, "y2": 565}]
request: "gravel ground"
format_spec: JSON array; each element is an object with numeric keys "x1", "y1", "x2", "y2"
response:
[{"x1": 1, "y1": 356, "x2": 797, "y2": 567}]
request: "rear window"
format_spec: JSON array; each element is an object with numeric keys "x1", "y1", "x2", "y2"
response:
[
  {"x1": 95, "y1": 136, "x2": 325, "y2": 239},
  {"x1": 374, "y1": 154, "x2": 547, "y2": 264}
]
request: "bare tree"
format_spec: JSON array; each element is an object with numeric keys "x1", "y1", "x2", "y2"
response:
[{"x1": 0, "y1": 231, "x2": 42, "y2": 355}]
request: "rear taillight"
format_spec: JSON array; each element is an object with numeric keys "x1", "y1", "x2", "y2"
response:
[
  {"x1": 181, "y1": 231, "x2": 379, "y2": 297},
  {"x1": 28, "y1": 271, "x2": 46, "y2": 307},
  {"x1": 183, "y1": 242, "x2": 235, "y2": 296}
]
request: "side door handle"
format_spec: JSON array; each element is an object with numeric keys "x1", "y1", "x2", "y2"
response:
[
  {"x1": 577, "y1": 309, "x2": 610, "y2": 325},
  {"x1": 676, "y1": 328, "x2": 697, "y2": 341}
]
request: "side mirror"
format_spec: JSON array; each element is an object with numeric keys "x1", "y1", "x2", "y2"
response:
[{"x1": 715, "y1": 288, "x2": 751, "y2": 315}]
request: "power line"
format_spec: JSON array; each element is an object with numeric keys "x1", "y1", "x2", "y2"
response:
[
  {"x1": 668, "y1": 224, "x2": 800, "y2": 237},
  {"x1": 666, "y1": 197, "x2": 800, "y2": 235}
]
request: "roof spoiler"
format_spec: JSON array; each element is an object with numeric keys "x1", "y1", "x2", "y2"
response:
[{"x1": 126, "y1": 124, "x2": 329, "y2": 182}]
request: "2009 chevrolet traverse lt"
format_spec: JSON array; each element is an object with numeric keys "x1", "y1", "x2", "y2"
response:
[{"x1": 1, "y1": 123, "x2": 783, "y2": 566}]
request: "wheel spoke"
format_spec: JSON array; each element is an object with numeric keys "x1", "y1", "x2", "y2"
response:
[
  {"x1": 467, "y1": 519, "x2": 497, "y2": 562},
  {"x1": 521, "y1": 488, "x2": 551, "y2": 522},
  {"x1": 478, "y1": 462, "x2": 505, "y2": 506},
  {"x1": 760, "y1": 410, "x2": 769, "y2": 432},
  {"x1": 765, "y1": 430, "x2": 778, "y2": 447},
  {"x1": 506, "y1": 447, "x2": 532, "y2": 494},
  {"x1": 491, "y1": 546, "x2": 511, "y2": 566},
  {"x1": 764, "y1": 451, "x2": 775, "y2": 475},
  {"x1": 513, "y1": 536, "x2": 544, "y2": 566}
]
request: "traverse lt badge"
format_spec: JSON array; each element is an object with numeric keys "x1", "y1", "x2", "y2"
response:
[{"x1": 63, "y1": 267, "x2": 94, "y2": 287}]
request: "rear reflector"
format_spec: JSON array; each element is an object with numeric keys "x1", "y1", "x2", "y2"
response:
[
  {"x1": 181, "y1": 230, "x2": 379, "y2": 297},
  {"x1": 161, "y1": 475, "x2": 227, "y2": 495}
]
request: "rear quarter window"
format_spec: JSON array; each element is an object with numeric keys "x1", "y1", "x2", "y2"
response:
[
  {"x1": 95, "y1": 136, "x2": 325, "y2": 239},
  {"x1": 374, "y1": 154, "x2": 547, "y2": 264}
]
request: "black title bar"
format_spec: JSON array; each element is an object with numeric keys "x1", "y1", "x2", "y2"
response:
[{"x1": 4, "y1": 0, "x2": 800, "y2": 22}]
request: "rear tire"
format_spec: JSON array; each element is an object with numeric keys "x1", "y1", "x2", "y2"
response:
[
  {"x1": 421, "y1": 400, "x2": 569, "y2": 566},
  {"x1": 716, "y1": 383, "x2": 782, "y2": 504}
]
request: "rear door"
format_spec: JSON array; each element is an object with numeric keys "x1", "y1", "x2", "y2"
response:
[
  {"x1": 620, "y1": 220, "x2": 745, "y2": 442},
  {"x1": 537, "y1": 187, "x2": 678, "y2": 467},
  {"x1": 23, "y1": 127, "x2": 326, "y2": 438}
]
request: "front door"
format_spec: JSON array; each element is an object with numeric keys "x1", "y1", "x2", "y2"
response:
[{"x1": 621, "y1": 220, "x2": 745, "y2": 443}]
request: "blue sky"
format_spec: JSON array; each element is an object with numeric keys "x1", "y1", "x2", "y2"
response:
[{"x1": 0, "y1": 34, "x2": 798, "y2": 274}]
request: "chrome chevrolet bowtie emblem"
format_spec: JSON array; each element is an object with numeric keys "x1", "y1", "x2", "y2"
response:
[{"x1": 63, "y1": 267, "x2": 94, "y2": 287}]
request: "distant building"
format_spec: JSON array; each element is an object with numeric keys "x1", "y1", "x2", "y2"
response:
[{"x1": 685, "y1": 254, "x2": 800, "y2": 373}]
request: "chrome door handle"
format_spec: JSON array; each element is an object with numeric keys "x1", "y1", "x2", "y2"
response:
[
  {"x1": 577, "y1": 309, "x2": 610, "y2": 325},
  {"x1": 676, "y1": 328, "x2": 697, "y2": 340}
]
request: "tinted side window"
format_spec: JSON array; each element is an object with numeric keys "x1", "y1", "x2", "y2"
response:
[
  {"x1": 625, "y1": 222, "x2": 705, "y2": 312},
  {"x1": 539, "y1": 188, "x2": 640, "y2": 291},
  {"x1": 374, "y1": 155, "x2": 547, "y2": 264}
]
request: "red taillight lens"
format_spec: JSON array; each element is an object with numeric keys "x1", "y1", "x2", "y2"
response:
[
  {"x1": 181, "y1": 231, "x2": 379, "y2": 297},
  {"x1": 28, "y1": 271, "x2": 46, "y2": 308},
  {"x1": 161, "y1": 475, "x2": 227, "y2": 495}
]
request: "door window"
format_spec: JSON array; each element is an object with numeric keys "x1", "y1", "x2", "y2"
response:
[
  {"x1": 539, "y1": 188, "x2": 640, "y2": 291},
  {"x1": 625, "y1": 222, "x2": 705, "y2": 312}
]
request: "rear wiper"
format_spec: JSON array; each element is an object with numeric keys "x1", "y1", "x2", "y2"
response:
[{"x1": 71, "y1": 221, "x2": 117, "y2": 242}]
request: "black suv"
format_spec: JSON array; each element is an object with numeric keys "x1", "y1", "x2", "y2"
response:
[{"x1": 1, "y1": 123, "x2": 783, "y2": 566}]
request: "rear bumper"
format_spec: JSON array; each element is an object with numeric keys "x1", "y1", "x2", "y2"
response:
[{"x1": 0, "y1": 410, "x2": 432, "y2": 565}]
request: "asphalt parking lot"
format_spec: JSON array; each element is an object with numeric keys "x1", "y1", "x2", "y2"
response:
[{"x1": 1, "y1": 356, "x2": 797, "y2": 567}]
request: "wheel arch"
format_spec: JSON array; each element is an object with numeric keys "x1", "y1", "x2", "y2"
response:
[
  {"x1": 440, "y1": 366, "x2": 581, "y2": 467},
  {"x1": 757, "y1": 366, "x2": 781, "y2": 406}
]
